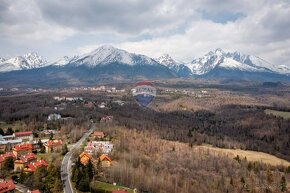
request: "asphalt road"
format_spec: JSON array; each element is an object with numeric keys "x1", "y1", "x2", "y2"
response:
[{"x1": 61, "y1": 128, "x2": 94, "y2": 193}]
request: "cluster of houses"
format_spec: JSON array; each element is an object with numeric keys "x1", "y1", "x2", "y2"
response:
[
  {"x1": 57, "y1": 85, "x2": 126, "y2": 93},
  {"x1": 162, "y1": 88, "x2": 210, "y2": 98},
  {"x1": 53, "y1": 96, "x2": 83, "y2": 102},
  {"x1": 0, "y1": 135, "x2": 64, "y2": 193},
  {"x1": 0, "y1": 138, "x2": 63, "y2": 173},
  {"x1": 79, "y1": 131, "x2": 113, "y2": 168},
  {"x1": 0, "y1": 130, "x2": 62, "y2": 153},
  {"x1": 0, "y1": 143, "x2": 48, "y2": 175},
  {"x1": 0, "y1": 129, "x2": 64, "y2": 193},
  {"x1": 0, "y1": 131, "x2": 34, "y2": 152}
]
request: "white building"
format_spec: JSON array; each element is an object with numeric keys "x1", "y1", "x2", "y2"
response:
[
  {"x1": 84, "y1": 141, "x2": 114, "y2": 155},
  {"x1": 48, "y1": 113, "x2": 61, "y2": 121},
  {"x1": 98, "y1": 102, "x2": 106, "y2": 109}
]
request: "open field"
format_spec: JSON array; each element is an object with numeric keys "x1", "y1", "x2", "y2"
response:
[
  {"x1": 196, "y1": 144, "x2": 290, "y2": 167},
  {"x1": 265, "y1": 109, "x2": 290, "y2": 119},
  {"x1": 90, "y1": 181, "x2": 134, "y2": 193}
]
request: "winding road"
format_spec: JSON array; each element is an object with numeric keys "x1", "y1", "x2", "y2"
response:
[{"x1": 61, "y1": 128, "x2": 94, "y2": 193}]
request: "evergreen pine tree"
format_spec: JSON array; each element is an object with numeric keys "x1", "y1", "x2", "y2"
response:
[
  {"x1": 0, "y1": 128, "x2": 4, "y2": 135},
  {"x1": 78, "y1": 173, "x2": 90, "y2": 192},
  {"x1": 86, "y1": 160, "x2": 94, "y2": 180},
  {"x1": 187, "y1": 129, "x2": 193, "y2": 137},
  {"x1": 280, "y1": 176, "x2": 287, "y2": 192}
]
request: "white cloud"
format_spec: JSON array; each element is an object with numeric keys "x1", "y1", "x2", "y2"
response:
[{"x1": 0, "y1": 0, "x2": 289, "y2": 67}]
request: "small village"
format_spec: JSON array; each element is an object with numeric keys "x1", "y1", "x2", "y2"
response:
[{"x1": 0, "y1": 111, "x2": 133, "y2": 193}]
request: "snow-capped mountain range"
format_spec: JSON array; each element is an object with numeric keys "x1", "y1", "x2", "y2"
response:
[
  {"x1": 183, "y1": 48, "x2": 290, "y2": 75},
  {"x1": 157, "y1": 48, "x2": 290, "y2": 76},
  {"x1": 0, "y1": 53, "x2": 47, "y2": 72},
  {"x1": 0, "y1": 46, "x2": 289, "y2": 83}
]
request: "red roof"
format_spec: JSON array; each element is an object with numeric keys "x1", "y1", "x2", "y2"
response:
[
  {"x1": 14, "y1": 131, "x2": 33, "y2": 137},
  {"x1": 79, "y1": 152, "x2": 92, "y2": 159},
  {"x1": 25, "y1": 160, "x2": 48, "y2": 172},
  {"x1": 0, "y1": 152, "x2": 15, "y2": 163},
  {"x1": 99, "y1": 154, "x2": 112, "y2": 162},
  {"x1": 15, "y1": 153, "x2": 37, "y2": 163},
  {"x1": 13, "y1": 144, "x2": 32, "y2": 151},
  {"x1": 111, "y1": 190, "x2": 129, "y2": 193},
  {"x1": 92, "y1": 131, "x2": 105, "y2": 137},
  {"x1": 0, "y1": 180, "x2": 15, "y2": 193},
  {"x1": 44, "y1": 140, "x2": 63, "y2": 147}
]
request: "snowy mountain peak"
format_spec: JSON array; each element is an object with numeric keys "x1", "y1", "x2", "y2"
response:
[
  {"x1": 0, "y1": 52, "x2": 47, "y2": 72},
  {"x1": 72, "y1": 45, "x2": 158, "y2": 66},
  {"x1": 156, "y1": 54, "x2": 179, "y2": 67},
  {"x1": 214, "y1": 48, "x2": 226, "y2": 56},
  {"x1": 23, "y1": 52, "x2": 47, "y2": 68},
  {"x1": 156, "y1": 54, "x2": 192, "y2": 77}
]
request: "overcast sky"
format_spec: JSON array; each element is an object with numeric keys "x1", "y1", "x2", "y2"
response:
[{"x1": 0, "y1": 0, "x2": 290, "y2": 65}]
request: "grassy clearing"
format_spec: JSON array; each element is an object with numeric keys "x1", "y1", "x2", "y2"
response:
[
  {"x1": 36, "y1": 152, "x2": 63, "y2": 163},
  {"x1": 196, "y1": 144, "x2": 290, "y2": 167},
  {"x1": 91, "y1": 181, "x2": 134, "y2": 193},
  {"x1": 265, "y1": 109, "x2": 290, "y2": 119}
]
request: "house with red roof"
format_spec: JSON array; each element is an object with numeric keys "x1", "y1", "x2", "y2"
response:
[
  {"x1": 44, "y1": 139, "x2": 63, "y2": 153},
  {"x1": 12, "y1": 144, "x2": 32, "y2": 158},
  {"x1": 99, "y1": 154, "x2": 112, "y2": 168},
  {"x1": 14, "y1": 153, "x2": 37, "y2": 172},
  {"x1": 92, "y1": 131, "x2": 105, "y2": 139},
  {"x1": 24, "y1": 159, "x2": 48, "y2": 173},
  {"x1": 13, "y1": 131, "x2": 33, "y2": 142},
  {"x1": 0, "y1": 180, "x2": 15, "y2": 193},
  {"x1": 79, "y1": 152, "x2": 95, "y2": 166},
  {"x1": 0, "y1": 152, "x2": 15, "y2": 170}
]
